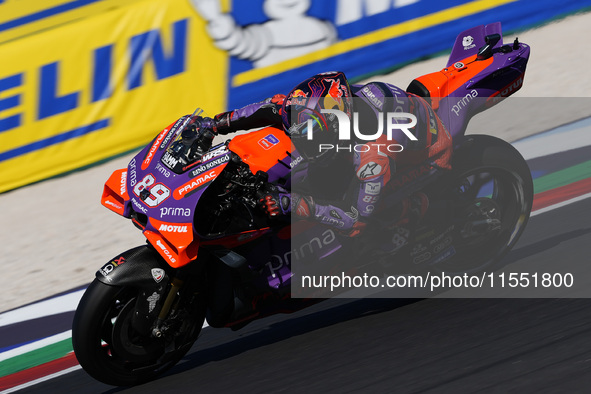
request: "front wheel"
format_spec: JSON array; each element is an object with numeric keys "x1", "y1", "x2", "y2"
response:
[{"x1": 72, "y1": 279, "x2": 204, "y2": 386}]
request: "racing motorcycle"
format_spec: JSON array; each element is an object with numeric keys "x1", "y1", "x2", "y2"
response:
[{"x1": 73, "y1": 22, "x2": 533, "y2": 386}]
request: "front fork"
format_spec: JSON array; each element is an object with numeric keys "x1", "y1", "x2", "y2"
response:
[
  {"x1": 130, "y1": 247, "x2": 253, "y2": 336},
  {"x1": 130, "y1": 260, "x2": 207, "y2": 340},
  {"x1": 151, "y1": 277, "x2": 184, "y2": 338}
]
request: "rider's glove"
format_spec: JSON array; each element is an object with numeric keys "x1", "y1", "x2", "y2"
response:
[
  {"x1": 186, "y1": 116, "x2": 216, "y2": 153},
  {"x1": 258, "y1": 184, "x2": 291, "y2": 217},
  {"x1": 290, "y1": 193, "x2": 315, "y2": 219},
  {"x1": 212, "y1": 111, "x2": 233, "y2": 135},
  {"x1": 188, "y1": 116, "x2": 215, "y2": 135},
  {"x1": 257, "y1": 184, "x2": 317, "y2": 219},
  {"x1": 199, "y1": 117, "x2": 215, "y2": 132}
]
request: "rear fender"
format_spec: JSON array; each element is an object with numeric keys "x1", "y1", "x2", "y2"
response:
[{"x1": 96, "y1": 245, "x2": 170, "y2": 289}]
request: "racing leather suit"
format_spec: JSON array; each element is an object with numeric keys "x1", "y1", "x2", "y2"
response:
[{"x1": 211, "y1": 82, "x2": 452, "y2": 234}]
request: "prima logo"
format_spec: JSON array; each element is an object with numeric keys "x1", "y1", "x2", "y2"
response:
[
  {"x1": 320, "y1": 216, "x2": 345, "y2": 228},
  {"x1": 160, "y1": 207, "x2": 191, "y2": 217},
  {"x1": 156, "y1": 162, "x2": 171, "y2": 178},
  {"x1": 128, "y1": 158, "x2": 137, "y2": 187},
  {"x1": 266, "y1": 229, "x2": 336, "y2": 278},
  {"x1": 451, "y1": 89, "x2": 478, "y2": 116}
]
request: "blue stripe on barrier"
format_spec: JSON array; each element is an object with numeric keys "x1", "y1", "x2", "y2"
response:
[
  {"x1": 0, "y1": 338, "x2": 37, "y2": 354},
  {"x1": 0, "y1": 118, "x2": 110, "y2": 163},
  {"x1": 227, "y1": 0, "x2": 591, "y2": 109},
  {"x1": 0, "y1": 0, "x2": 104, "y2": 32}
]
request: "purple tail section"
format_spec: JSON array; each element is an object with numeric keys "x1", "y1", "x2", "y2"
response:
[{"x1": 447, "y1": 22, "x2": 503, "y2": 67}]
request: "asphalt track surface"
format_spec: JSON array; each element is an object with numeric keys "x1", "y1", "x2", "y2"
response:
[{"x1": 21, "y1": 150, "x2": 591, "y2": 392}]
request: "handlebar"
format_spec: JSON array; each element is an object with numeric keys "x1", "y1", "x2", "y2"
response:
[{"x1": 175, "y1": 117, "x2": 216, "y2": 161}]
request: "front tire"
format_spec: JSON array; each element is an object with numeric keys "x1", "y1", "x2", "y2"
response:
[{"x1": 72, "y1": 279, "x2": 204, "y2": 386}]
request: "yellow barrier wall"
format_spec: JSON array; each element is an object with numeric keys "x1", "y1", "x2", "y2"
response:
[
  {"x1": 0, "y1": 0, "x2": 145, "y2": 44},
  {"x1": 0, "y1": 0, "x2": 228, "y2": 193}
]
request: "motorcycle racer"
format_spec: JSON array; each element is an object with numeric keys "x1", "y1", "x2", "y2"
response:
[{"x1": 195, "y1": 71, "x2": 452, "y2": 236}]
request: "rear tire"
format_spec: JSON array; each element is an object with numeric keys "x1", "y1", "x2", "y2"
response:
[{"x1": 434, "y1": 134, "x2": 533, "y2": 273}]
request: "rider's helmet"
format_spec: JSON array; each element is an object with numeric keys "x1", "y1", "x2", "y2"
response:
[{"x1": 282, "y1": 71, "x2": 353, "y2": 163}]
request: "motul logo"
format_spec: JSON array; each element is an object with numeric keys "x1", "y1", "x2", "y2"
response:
[
  {"x1": 120, "y1": 171, "x2": 127, "y2": 195},
  {"x1": 158, "y1": 224, "x2": 188, "y2": 233}
]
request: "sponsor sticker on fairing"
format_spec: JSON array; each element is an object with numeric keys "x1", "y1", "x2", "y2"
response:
[
  {"x1": 156, "y1": 239, "x2": 176, "y2": 263},
  {"x1": 190, "y1": 154, "x2": 230, "y2": 177},
  {"x1": 200, "y1": 145, "x2": 228, "y2": 162},
  {"x1": 159, "y1": 117, "x2": 187, "y2": 151},
  {"x1": 158, "y1": 224, "x2": 188, "y2": 233},
  {"x1": 98, "y1": 256, "x2": 126, "y2": 278},
  {"x1": 258, "y1": 134, "x2": 280, "y2": 150},
  {"x1": 290, "y1": 155, "x2": 303, "y2": 168},
  {"x1": 160, "y1": 207, "x2": 191, "y2": 218},
  {"x1": 151, "y1": 268, "x2": 165, "y2": 283},
  {"x1": 104, "y1": 199, "x2": 123, "y2": 210},
  {"x1": 161, "y1": 151, "x2": 180, "y2": 169},
  {"x1": 463, "y1": 35, "x2": 475, "y2": 50},
  {"x1": 174, "y1": 168, "x2": 221, "y2": 199},
  {"x1": 142, "y1": 129, "x2": 169, "y2": 170}
]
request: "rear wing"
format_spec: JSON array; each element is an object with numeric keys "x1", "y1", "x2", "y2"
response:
[
  {"x1": 407, "y1": 22, "x2": 530, "y2": 141},
  {"x1": 447, "y1": 22, "x2": 503, "y2": 68}
]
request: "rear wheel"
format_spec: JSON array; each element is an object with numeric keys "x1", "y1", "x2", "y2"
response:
[
  {"x1": 72, "y1": 279, "x2": 204, "y2": 386},
  {"x1": 434, "y1": 135, "x2": 533, "y2": 273}
]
